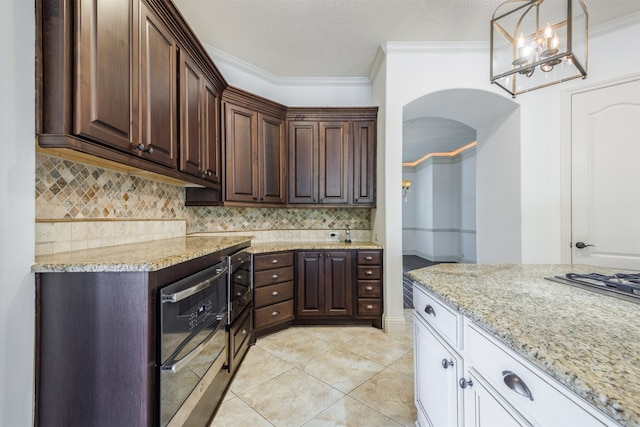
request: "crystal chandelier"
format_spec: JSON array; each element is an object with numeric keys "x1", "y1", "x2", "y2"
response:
[{"x1": 490, "y1": 0, "x2": 588, "y2": 97}]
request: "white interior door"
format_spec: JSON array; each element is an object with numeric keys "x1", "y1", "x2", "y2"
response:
[{"x1": 571, "y1": 77, "x2": 640, "y2": 270}]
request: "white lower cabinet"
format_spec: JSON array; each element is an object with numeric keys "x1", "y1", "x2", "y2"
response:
[
  {"x1": 414, "y1": 312, "x2": 463, "y2": 427},
  {"x1": 413, "y1": 285, "x2": 618, "y2": 427}
]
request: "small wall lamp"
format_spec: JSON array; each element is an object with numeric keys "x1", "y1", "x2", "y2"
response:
[{"x1": 402, "y1": 180, "x2": 412, "y2": 197}]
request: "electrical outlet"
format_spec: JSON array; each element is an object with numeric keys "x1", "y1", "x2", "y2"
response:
[{"x1": 36, "y1": 223, "x2": 56, "y2": 243}]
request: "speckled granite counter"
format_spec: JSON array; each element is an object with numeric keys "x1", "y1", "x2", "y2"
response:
[
  {"x1": 32, "y1": 235, "x2": 252, "y2": 272},
  {"x1": 408, "y1": 264, "x2": 640, "y2": 426},
  {"x1": 247, "y1": 241, "x2": 382, "y2": 254}
]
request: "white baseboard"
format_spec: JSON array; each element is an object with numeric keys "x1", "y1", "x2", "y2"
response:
[{"x1": 384, "y1": 315, "x2": 406, "y2": 334}]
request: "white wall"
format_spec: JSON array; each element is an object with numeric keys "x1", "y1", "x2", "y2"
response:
[{"x1": 1, "y1": 1, "x2": 36, "y2": 425}]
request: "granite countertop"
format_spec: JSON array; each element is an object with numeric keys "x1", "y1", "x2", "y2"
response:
[
  {"x1": 32, "y1": 235, "x2": 252, "y2": 273},
  {"x1": 32, "y1": 237, "x2": 382, "y2": 272},
  {"x1": 408, "y1": 264, "x2": 640, "y2": 426}
]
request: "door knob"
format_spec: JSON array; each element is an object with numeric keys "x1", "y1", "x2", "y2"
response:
[{"x1": 575, "y1": 241, "x2": 595, "y2": 249}]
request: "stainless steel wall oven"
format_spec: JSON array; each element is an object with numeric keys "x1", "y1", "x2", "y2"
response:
[{"x1": 157, "y1": 259, "x2": 228, "y2": 427}]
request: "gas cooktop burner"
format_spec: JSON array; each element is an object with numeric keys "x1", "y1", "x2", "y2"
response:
[{"x1": 546, "y1": 272, "x2": 640, "y2": 304}]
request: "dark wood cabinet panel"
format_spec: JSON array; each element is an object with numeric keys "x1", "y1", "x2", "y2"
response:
[
  {"x1": 325, "y1": 251, "x2": 353, "y2": 316},
  {"x1": 296, "y1": 251, "x2": 324, "y2": 316},
  {"x1": 259, "y1": 113, "x2": 286, "y2": 203},
  {"x1": 296, "y1": 251, "x2": 353, "y2": 318},
  {"x1": 355, "y1": 250, "x2": 383, "y2": 328},
  {"x1": 140, "y1": 3, "x2": 177, "y2": 167},
  {"x1": 352, "y1": 121, "x2": 376, "y2": 205},
  {"x1": 319, "y1": 122, "x2": 350, "y2": 204},
  {"x1": 253, "y1": 251, "x2": 295, "y2": 336},
  {"x1": 203, "y1": 80, "x2": 221, "y2": 184},
  {"x1": 75, "y1": 0, "x2": 138, "y2": 151},
  {"x1": 180, "y1": 52, "x2": 203, "y2": 176},
  {"x1": 288, "y1": 122, "x2": 319, "y2": 203},
  {"x1": 224, "y1": 103, "x2": 259, "y2": 202}
]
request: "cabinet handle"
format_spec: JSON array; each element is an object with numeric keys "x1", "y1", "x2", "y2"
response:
[
  {"x1": 459, "y1": 378, "x2": 473, "y2": 389},
  {"x1": 365, "y1": 270, "x2": 373, "y2": 275},
  {"x1": 424, "y1": 305, "x2": 436, "y2": 317},
  {"x1": 242, "y1": 328, "x2": 247, "y2": 335},
  {"x1": 365, "y1": 256, "x2": 373, "y2": 260},
  {"x1": 502, "y1": 371, "x2": 534, "y2": 401},
  {"x1": 271, "y1": 274, "x2": 279, "y2": 279},
  {"x1": 365, "y1": 286, "x2": 374, "y2": 291},
  {"x1": 365, "y1": 304, "x2": 374, "y2": 310},
  {"x1": 271, "y1": 311, "x2": 280, "y2": 316},
  {"x1": 442, "y1": 359, "x2": 454, "y2": 369},
  {"x1": 271, "y1": 291, "x2": 280, "y2": 296},
  {"x1": 271, "y1": 259, "x2": 279, "y2": 264},
  {"x1": 133, "y1": 143, "x2": 153, "y2": 154}
]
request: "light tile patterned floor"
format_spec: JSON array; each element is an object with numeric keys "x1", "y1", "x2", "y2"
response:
[{"x1": 211, "y1": 310, "x2": 416, "y2": 427}]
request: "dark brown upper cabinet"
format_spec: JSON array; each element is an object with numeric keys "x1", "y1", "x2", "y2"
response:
[
  {"x1": 38, "y1": 0, "x2": 226, "y2": 188},
  {"x1": 287, "y1": 108, "x2": 378, "y2": 207},
  {"x1": 222, "y1": 88, "x2": 287, "y2": 206},
  {"x1": 179, "y1": 51, "x2": 221, "y2": 184}
]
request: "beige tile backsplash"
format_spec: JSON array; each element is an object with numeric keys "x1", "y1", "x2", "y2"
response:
[{"x1": 35, "y1": 154, "x2": 372, "y2": 255}]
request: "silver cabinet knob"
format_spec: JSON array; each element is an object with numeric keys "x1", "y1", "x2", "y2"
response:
[
  {"x1": 365, "y1": 270, "x2": 373, "y2": 275},
  {"x1": 271, "y1": 311, "x2": 280, "y2": 316},
  {"x1": 365, "y1": 256, "x2": 373, "y2": 260},
  {"x1": 442, "y1": 359, "x2": 454, "y2": 369},
  {"x1": 271, "y1": 274, "x2": 279, "y2": 279},
  {"x1": 271, "y1": 291, "x2": 280, "y2": 296},
  {"x1": 364, "y1": 286, "x2": 373, "y2": 291},
  {"x1": 459, "y1": 378, "x2": 473, "y2": 389},
  {"x1": 365, "y1": 304, "x2": 374, "y2": 310},
  {"x1": 271, "y1": 259, "x2": 279, "y2": 264}
]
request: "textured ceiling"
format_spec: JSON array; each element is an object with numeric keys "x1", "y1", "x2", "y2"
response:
[{"x1": 173, "y1": 0, "x2": 640, "y2": 162}]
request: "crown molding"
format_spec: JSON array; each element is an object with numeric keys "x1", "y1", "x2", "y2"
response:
[
  {"x1": 204, "y1": 43, "x2": 370, "y2": 87},
  {"x1": 383, "y1": 41, "x2": 489, "y2": 55},
  {"x1": 590, "y1": 11, "x2": 640, "y2": 39}
]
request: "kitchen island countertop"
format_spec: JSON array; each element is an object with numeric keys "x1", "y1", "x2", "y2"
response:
[
  {"x1": 408, "y1": 263, "x2": 640, "y2": 426},
  {"x1": 247, "y1": 240, "x2": 382, "y2": 254}
]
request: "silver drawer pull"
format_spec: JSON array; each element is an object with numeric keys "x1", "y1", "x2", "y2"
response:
[
  {"x1": 271, "y1": 311, "x2": 280, "y2": 316},
  {"x1": 424, "y1": 305, "x2": 436, "y2": 317},
  {"x1": 365, "y1": 270, "x2": 373, "y2": 275},
  {"x1": 365, "y1": 304, "x2": 374, "y2": 310},
  {"x1": 271, "y1": 274, "x2": 279, "y2": 279},
  {"x1": 271, "y1": 259, "x2": 279, "y2": 264},
  {"x1": 502, "y1": 371, "x2": 534, "y2": 401},
  {"x1": 364, "y1": 286, "x2": 374, "y2": 291},
  {"x1": 365, "y1": 256, "x2": 373, "y2": 260},
  {"x1": 271, "y1": 291, "x2": 280, "y2": 296},
  {"x1": 442, "y1": 359, "x2": 454, "y2": 369}
]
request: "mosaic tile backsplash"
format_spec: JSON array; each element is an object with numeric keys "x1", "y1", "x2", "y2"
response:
[{"x1": 35, "y1": 154, "x2": 372, "y2": 253}]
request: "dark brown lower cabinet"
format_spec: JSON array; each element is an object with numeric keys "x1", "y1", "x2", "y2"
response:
[
  {"x1": 253, "y1": 252, "x2": 295, "y2": 337},
  {"x1": 295, "y1": 251, "x2": 353, "y2": 318}
]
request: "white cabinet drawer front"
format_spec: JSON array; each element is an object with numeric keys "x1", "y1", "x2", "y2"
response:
[
  {"x1": 466, "y1": 323, "x2": 614, "y2": 427},
  {"x1": 413, "y1": 285, "x2": 461, "y2": 349}
]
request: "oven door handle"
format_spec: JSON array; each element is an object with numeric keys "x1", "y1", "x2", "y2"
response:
[
  {"x1": 162, "y1": 265, "x2": 228, "y2": 304},
  {"x1": 161, "y1": 312, "x2": 227, "y2": 374}
]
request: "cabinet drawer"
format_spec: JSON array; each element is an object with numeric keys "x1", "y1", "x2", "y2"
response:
[
  {"x1": 254, "y1": 266, "x2": 294, "y2": 287},
  {"x1": 357, "y1": 280, "x2": 381, "y2": 298},
  {"x1": 254, "y1": 281, "x2": 294, "y2": 308},
  {"x1": 357, "y1": 251, "x2": 381, "y2": 265},
  {"x1": 413, "y1": 285, "x2": 461, "y2": 348},
  {"x1": 254, "y1": 252, "x2": 293, "y2": 270},
  {"x1": 231, "y1": 308, "x2": 252, "y2": 356},
  {"x1": 357, "y1": 299, "x2": 382, "y2": 316},
  {"x1": 466, "y1": 323, "x2": 610, "y2": 427},
  {"x1": 357, "y1": 266, "x2": 381, "y2": 280},
  {"x1": 255, "y1": 300, "x2": 294, "y2": 329}
]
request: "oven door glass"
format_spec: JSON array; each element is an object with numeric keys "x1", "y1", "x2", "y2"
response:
[{"x1": 159, "y1": 261, "x2": 228, "y2": 426}]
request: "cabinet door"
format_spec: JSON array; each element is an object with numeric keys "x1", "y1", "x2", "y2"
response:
[
  {"x1": 259, "y1": 113, "x2": 286, "y2": 204},
  {"x1": 319, "y1": 121, "x2": 350, "y2": 204},
  {"x1": 324, "y1": 251, "x2": 352, "y2": 316},
  {"x1": 295, "y1": 252, "x2": 324, "y2": 316},
  {"x1": 75, "y1": 0, "x2": 138, "y2": 151},
  {"x1": 462, "y1": 369, "x2": 530, "y2": 427},
  {"x1": 202, "y1": 79, "x2": 221, "y2": 184},
  {"x1": 139, "y1": 2, "x2": 178, "y2": 168},
  {"x1": 288, "y1": 121, "x2": 318, "y2": 203},
  {"x1": 352, "y1": 121, "x2": 376, "y2": 205},
  {"x1": 225, "y1": 103, "x2": 259, "y2": 202},
  {"x1": 414, "y1": 313, "x2": 462, "y2": 427},
  {"x1": 179, "y1": 51, "x2": 204, "y2": 177}
]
